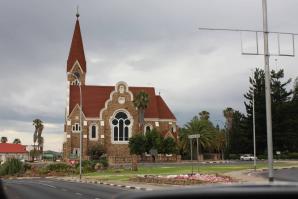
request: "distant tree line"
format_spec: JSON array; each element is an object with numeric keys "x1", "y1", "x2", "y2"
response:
[{"x1": 227, "y1": 68, "x2": 298, "y2": 155}]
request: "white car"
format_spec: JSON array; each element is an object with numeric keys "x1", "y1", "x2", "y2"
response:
[{"x1": 240, "y1": 154, "x2": 257, "y2": 161}]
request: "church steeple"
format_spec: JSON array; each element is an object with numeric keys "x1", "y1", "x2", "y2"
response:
[{"x1": 67, "y1": 12, "x2": 86, "y2": 73}]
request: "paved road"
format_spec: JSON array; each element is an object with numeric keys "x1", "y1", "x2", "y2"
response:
[
  {"x1": 113, "y1": 160, "x2": 267, "y2": 168},
  {"x1": 260, "y1": 168, "x2": 298, "y2": 182},
  {"x1": 1, "y1": 178, "x2": 134, "y2": 199}
]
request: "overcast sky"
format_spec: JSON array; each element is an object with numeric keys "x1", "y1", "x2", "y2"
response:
[{"x1": 1, "y1": 0, "x2": 298, "y2": 151}]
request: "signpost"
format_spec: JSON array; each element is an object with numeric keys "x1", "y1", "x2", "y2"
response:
[{"x1": 188, "y1": 134, "x2": 200, "y2": 174}]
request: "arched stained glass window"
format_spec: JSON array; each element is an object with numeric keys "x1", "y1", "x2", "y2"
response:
[{"x1": 112, "y1": 112, "x2": 131, "y2": 141}]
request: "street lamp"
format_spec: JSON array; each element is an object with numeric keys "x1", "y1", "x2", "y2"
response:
[
  {"x1": 251, "y1": 70, "x2": 257, "y2": 171},
  {"x1": 68, "y1": 72, "x2": 82, "y2": 180}
]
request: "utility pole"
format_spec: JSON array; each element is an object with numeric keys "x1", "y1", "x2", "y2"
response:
[
  {"x1": 262, "y1": 0, "x2": 273, "y2": 182},
  {"x1": 252, "y1": 70, "x2": 257, "y2": 172},
  {"x1": 199, "y1": 0, "x2": 297, "y2": 182}
]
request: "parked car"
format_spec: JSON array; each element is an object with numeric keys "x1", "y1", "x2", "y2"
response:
[{"x1": 240, "y1": 154, "x2": 257, "y2": 161}]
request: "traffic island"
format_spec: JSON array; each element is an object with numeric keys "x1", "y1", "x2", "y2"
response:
[{"x1": 131, "y1": 173, "x2": 235, "y2": 185}]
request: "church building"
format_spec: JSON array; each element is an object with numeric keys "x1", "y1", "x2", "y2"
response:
[{"x1": 63, "y1": 14, "x2": 178, "y2": 163}]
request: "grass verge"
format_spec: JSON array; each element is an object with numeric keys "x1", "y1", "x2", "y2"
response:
[{"x1": 82, "y1": 161, "x2": 298, "y2": 182}]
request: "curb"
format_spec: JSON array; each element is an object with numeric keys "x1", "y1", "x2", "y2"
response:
[
  {"x1": 260, "y1": 166, "x2": 298, "y2": 172},
  {"x1": 202, "y1": 161, "x2": 231, "y2": 164},
  {"x1": 59, "y1": 178, "x2": 152, "y2": 191}
]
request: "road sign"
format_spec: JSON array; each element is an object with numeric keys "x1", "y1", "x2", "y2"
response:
[{"x1": 188, "y1": 134, "x2": 200, "y2": 139}]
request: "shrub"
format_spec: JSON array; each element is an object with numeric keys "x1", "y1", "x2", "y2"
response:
[
  {"x1": 0, "y1": 158, "x2": 24, "y2": 176},
  {"x1": 76, "y1": 160, "x2": 95, "y2": 173},
  {"x1": 128, "y1": 134, "x2": 146, "y2": 155},
  {"x1": 38, "y1": 167, "x2": 50, "y2": 175},
  {"x1": 287, "y1": 152, "x2": 298, "y2": 159},
  {"x1": 99, "y1": 155, "x2": 108, "y2": 168},
  {"x1": 24, "y1": 163, "x2": 32, "y2": 171},
  {"x1": 88, "y1": 143, "x2": 105, "y2": 160},
  {"x1": 161, "y1": 137, "x2": 178, "y2": 154},
  {"x1": 46, "y1": 163, "x2": 74, "y2": 173},
  {"x1": 229, "y1": 154, "x2": 240, "y2": 160},
  {"x1": 258, "y1": 154, "x2": 267, "y2": 160}
]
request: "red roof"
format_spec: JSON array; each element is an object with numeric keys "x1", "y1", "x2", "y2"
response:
[
  {"x1": 69, "y1": 85, "x2": 176, "y2": 120},
  {"x1": 67, "y1": 19, "x2": 86, "y2": 72},
  {"x1": 0, "y1": 143, "x2": 27, "y2": 153}
]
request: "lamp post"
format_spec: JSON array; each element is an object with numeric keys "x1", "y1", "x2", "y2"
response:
[
  {"x1": 68, "y1": 72, "x2": 82, "y2": 180},
  {"x1": 251, "y1": 70, "x2": 257, "y2": 171},
  {"x1": 188, "y1": 134, "x2": 200, "y2": 174}
]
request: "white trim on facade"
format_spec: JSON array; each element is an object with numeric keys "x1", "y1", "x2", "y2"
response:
[
  {"x1": 68, "y1": 104, "x2": 87, "y2": 120},
  {"x1": 109, "y1": 109, "x2": 133, "y2": 144},
  {"x1": 89, "y1": 123, "x2": 98, "y2": 141},
  {"x1": 69, "y1": 60, "x2": 84, "y2": 74},
  {"x1": 144, "y1": 123, "x2": 153, "y2": 133},
  {"x1": 72, "y1": 123, "x2": 81, "y2": 133},
  {"x1": 100, "y1": 121, "x2": 104, "y2": 126},
  {"x1": 99, "y1": 81, "x2": 133, "y2": 120},
  {"x1": 144, "y1": 118, "x2": 177, "y2": 122}
]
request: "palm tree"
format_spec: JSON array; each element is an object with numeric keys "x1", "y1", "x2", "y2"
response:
[
  {"x1": 1, "y1": 137, "x2": 8, "y2": 143},
  {"x1": 223, "y1": 107, "x2": 234, "y2": 130},
  {"x1": 185, "y1": 117, "x2": 215, "y2": 150},
  {"x1": 33, "y1": 119, "x2": 44, "y2": 159},
  {"x1": 37, "y1": 136, "x2": 44, "y2": 152},
  {"x1": 223, "y1": 107, "x2": 234, "y2": 154},
  {"x1": 133, "y1": 91, "x2": 150, "y2": 132},
  {"x1": 199, "y1": 111, "x2": 210, "y2": 120},
  {"x1": 13, "y1": 138, "x2": 21, "y2": 144},
  {"x1": 213, "y1": 131, "x2": 225, "y2": 160}
]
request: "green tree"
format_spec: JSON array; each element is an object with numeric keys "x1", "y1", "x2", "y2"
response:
[
  {"x1": 88, "y1": 143, "x2": 105, "y2": 160},
  {"x1": 13, "y1": 138, "x2": 21, "y2": 144},
  {"x1": 292, "y1": 77, "x2": 298, "y2": 102},
  {"x1": 228, "y1": 110, "x2": 251, "y2": 154},
  {"x1": 244, "y1": 68, "x2": 294, "y2": 154},
  {"x1": 133, "y1": 91, "x2": 150, "y2": 131},
  {"x1": 212, "y1": 131, "x2": 226, "y2": 160},
  {"x1": 161, "y1": 137, "x2": 177, "y2": 154},
  {"x1": 184, "y1": 117, "x2": 216, "y2": 151},
  {"x1": 33, "y1": 119, "x2": 44, "y2": 158},
  {"x1": 178, "y1": 127, "x2": 190, "y2": 158},
  {"x1": 144, "y1": 129, "x2": 164, "y2": 153},
  {"x1": 223, "y1": 107, "x2": 234, "y2": 130},
  {"x1": 0, "y1": 137, "x2": 8, "y2": 143},
  {"x1": 199, "y1": 111, "x2": 210, "y2": 120},
  {"x1": 128, "y1": 134, "x2": 146, "y2": 155}
]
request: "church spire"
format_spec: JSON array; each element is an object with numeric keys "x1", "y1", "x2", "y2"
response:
[{"x1": 67, "y1": 10, "x2": 86, "y2": 72}]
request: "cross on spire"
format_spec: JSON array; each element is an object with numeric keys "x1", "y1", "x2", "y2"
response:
[{"x1": 76, "y1": 5, "x2": 80, "y2": 18}]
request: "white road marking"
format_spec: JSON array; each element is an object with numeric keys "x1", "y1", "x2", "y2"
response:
[
  {"x1": 37, "y1": 182, "x2": 57, "y2": 189},
  {"x1": 75, "y1": 192, "x2": 82, "y2": 196}
]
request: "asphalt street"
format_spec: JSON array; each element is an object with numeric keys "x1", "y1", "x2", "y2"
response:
[
  {"x1": 1, "y1": 178, "x2": 134, "y2": 199},
  {"x1": 117, "y1": 160, "x2": 267, "y2": 168},
  {"x1": 260, "y1": 168, "x2": 298, "y2": 182}
]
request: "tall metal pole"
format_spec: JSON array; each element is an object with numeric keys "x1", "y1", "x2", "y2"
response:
[
  {"x1": 79, "y1": 82, "x2": 82, "y2": 180},
  {"x1": 190, "y1": 139, "x2": 193, "y2": 174},
  {"x1": 196, "y1": 137, "x2": 199, "y2": 161},
  {"x1": 262, "y1": 0, "x2": 274, "y2": 182},
  {"x1": 252, "y1": 71, "x2": 257, "y2": 171}
]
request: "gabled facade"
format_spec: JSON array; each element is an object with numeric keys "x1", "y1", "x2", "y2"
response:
[{"x1": 63, "y1": 15, "x2": 177, "y2": 162}]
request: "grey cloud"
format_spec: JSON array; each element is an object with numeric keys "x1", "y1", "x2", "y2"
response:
[{"x1": 0, "y1": 0, "x2": 298, "y2": 150}]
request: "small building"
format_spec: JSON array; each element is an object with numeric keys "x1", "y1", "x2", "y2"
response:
[{"x1": 0, "y1": 143, "x2": 29, "y2": 163}]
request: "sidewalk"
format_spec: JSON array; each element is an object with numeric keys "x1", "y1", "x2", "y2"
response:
[{"x1": 224, "y1": 169, "x2": 267, "y2": 183}]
